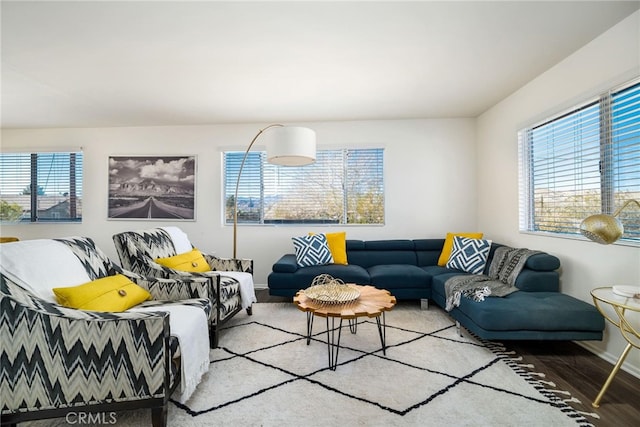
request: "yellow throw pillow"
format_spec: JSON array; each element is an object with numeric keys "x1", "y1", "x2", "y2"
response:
[
  {"x1": 156, "y1": 248, "x2": 211, "y2": 272},
  {"x1": 53, "y1": 274, "x2": 151, "y2": 312},
  {"x1": 325, "y1": 231, "x2": 348, "y2": 265},
  {"x1": 437, "y1": 232, "x2": 484, "y2": 266},
  {"x1": 309, "y1": 232, "x2": 348, "y2": 265}
]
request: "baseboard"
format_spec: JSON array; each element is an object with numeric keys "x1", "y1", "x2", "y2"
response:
[
  {"x1": 254, "y1": 284, "x2": 268, "y2": 290},
  {"x1": 576, "y1": 340, "x2": 640, "y2": 379}
]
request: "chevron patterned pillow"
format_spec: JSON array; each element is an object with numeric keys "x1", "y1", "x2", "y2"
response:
[
  {"x1": 292, "y1": 233, "x2": 334, "y2": 267},
  {"x1": 446, "y1": 236, "x2": 492, "y2": 275}
]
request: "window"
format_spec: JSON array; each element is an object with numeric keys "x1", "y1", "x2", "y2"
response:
[
  {"x1": 224, "y1": 148, "x2": 384, "y2": 225},
  {"x1": 518, "y1": 79, "x2": 640, "y2": 244},
  {"x1": 0, "y1": 151, "x2": 83, "y2": 223}
]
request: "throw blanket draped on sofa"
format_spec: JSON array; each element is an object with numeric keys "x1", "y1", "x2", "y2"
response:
[{"x1": 445, "y1": 247, "x2": 541, "y2": 311}]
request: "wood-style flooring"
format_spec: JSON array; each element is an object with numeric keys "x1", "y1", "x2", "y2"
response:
[{"x1": 255, "y1": 289, "x2": 640, "y2": 427}]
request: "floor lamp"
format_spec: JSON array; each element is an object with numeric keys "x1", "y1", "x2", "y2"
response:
[{"x1": 232, "y1": 124, "x2": 316, "y2": 258}]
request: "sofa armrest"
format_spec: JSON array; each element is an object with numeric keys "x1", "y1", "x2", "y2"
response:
[
  {"x1": 272, "y1": 254, "x2": 299, "y2": 273},
  {"x1": 131, "y1": 273, "x2": 212, "y2": 301},
  {"x1": 0, "y1": 275, "x2": 172, "y2": 414}
]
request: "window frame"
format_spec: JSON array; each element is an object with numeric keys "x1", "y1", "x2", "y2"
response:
[
  {"x1": 518, "y1": 78, "x2": 640, "y2": 246},
  {"x1": 0, "y1": 150, "x2": 83, "y2": 224},
  {"x1": 222, "y1": 147, "x2": 385, "y2": 226}
]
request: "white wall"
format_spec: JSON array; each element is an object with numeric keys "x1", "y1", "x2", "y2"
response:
[
  {"x1": 477, "y1": 12, "x2": 640, "y2": 377},
  {"x1": 0, "y1": 118, "x2": 477, "y2": 285}
]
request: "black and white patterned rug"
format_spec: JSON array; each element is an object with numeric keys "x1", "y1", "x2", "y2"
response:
[
  {"x1": 176, "y1": 302, "x2": 597, "y2": 427},
  {"x1": 24, "y1": 302, "x2": 599, "y2": 426}
]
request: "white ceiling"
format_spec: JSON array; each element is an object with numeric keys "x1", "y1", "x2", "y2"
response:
[{"x1": 1, "y1": 1, "x2": 639, "y2": 129}]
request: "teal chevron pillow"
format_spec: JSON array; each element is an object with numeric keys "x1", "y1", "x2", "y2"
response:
[
  {"x1": 292, "y1": 234, "x2": 334, "y2": 267},
  {"x1": 446, "y1": 236, "x2": 492, "y2": 275}
]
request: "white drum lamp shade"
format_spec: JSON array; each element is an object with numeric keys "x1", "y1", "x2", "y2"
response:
[{"x1": 264, "y1": 126, "x2": 316, "y2": 166}]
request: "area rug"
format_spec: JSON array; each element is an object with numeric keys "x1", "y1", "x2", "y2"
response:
[{"x1": 25, "y1": 302, "x2": 598, "y2": 426}]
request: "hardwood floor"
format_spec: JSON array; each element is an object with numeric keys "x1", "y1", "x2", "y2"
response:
[{"x1": 255, "y1": 289, "x2": 639, "y2": 426}]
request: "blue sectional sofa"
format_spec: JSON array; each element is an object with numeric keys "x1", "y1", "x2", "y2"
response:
[{"x1": 268, "y1": 239, "x2": 605, "y2": 341}]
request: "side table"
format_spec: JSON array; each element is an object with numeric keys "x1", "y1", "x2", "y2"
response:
[{"x1": 590, "y1": 286, "x2": 640, "y2": 408}]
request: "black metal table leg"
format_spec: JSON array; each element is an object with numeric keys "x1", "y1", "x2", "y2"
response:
[
  {"x1": 326, "y1": 316, "x2": 343, "y2": 371},
  {"x1": 375, "y1": 312, "x2": 387, "y2": 355},
  {"x1": 348, "y1": 318, "x2": 357, "y2": 334},
  {"x1": 306, "y1": 312, "x2": 314, "y2": 345}
]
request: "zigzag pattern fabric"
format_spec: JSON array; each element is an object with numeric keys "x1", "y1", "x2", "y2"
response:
[
  {"x1": 292, "y1": 234, "x2": 334, "y2": 267},
  {"x1": 54, "y1": 236, "x2": 115, "y2": 280},
  {"x1": 0, "y1": 237, "x2": 217, "y2": 426},
  {"x1": 112, "y1": 228, "x2": 252, "y2": 326},
  {"x1": 0, "y1": 274, "x2": 173, "y2": 416},
  {"x1": 446, "y1": 236, "x2": 492, "y2": 275}
]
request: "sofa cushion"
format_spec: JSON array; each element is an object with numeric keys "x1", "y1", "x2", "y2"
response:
[
  {"x1": 513, "y1": 270, "x2": 560, "y2": 292},
  {"x1": 368, "y1": 264, "x2": 431, "y2": 289},
  {"x1": 268, "y1": 264, "x2": 370, "y2": 292},
  {"x1": 446, "y1": 236, "x2": 492, "y2": 274},
  {"x1": 414, "y1": 239, "x2": 445, "y2": 266}
]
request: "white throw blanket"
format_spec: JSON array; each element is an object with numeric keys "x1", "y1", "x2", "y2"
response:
[
  {"x1": 219, "y1": 271, "x2": 257, "y2": 309},
  {"x1": 130, "y1": 304, "x2": 210, "y2": 404},
  {"x1": 161, "y1": 226, "x2": 193, "y2": 254},
  {"x1": 0, "y1": 239, "x2": 91, "y2": 303}
]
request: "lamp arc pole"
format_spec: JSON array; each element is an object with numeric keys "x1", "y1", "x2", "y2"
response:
[
  {"x1": 232, "y1": 124, "x2": 316, "y2": 258},
  {"x1": 232, "y1": 124, "x2": 283, "y2": 258}
]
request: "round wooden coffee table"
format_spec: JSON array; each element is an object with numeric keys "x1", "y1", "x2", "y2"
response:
[{"x1": 293, "y1": 285, "x2": 396, "y2": 370}]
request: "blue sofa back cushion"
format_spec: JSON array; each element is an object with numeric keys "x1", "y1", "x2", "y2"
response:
[
  {"x1": 272, "y1": 239, "x2": 561, "y2": 274},
  {"x1": 368, "y1": 264, "x2": 431, "y2": 289},
  {"x1": 346, "y1": 239, "x2": 418, "y2": 268},
  {"x1": 414, "y1": 239, "x2": 446, "y2": 266}
]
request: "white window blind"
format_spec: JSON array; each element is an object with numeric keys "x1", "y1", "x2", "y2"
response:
[
  {"x1": 0, "y1": 151, "x2": 83, "y2": 223},
  {"x1": 519, "y1": 79, "x2": 640, "y2": 243},
  {"x1": 223, "y1": 148, "x2": 384, "y2": 225}
]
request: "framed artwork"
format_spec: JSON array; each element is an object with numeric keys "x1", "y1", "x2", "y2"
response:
[{"x1": 108, "y1": 155, "x2": 196, "y2": 220}]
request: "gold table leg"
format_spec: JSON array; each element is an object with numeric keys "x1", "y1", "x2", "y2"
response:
[{"x1": 592, "y1": 342, "x2": 633, "y2": 408}]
